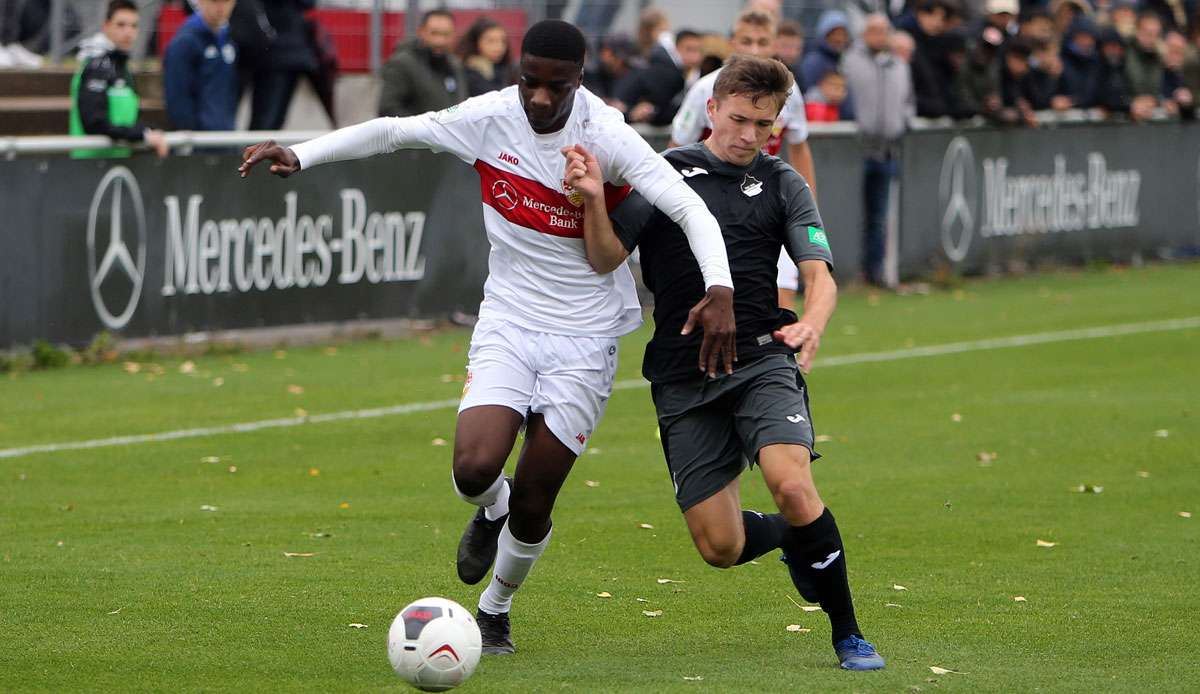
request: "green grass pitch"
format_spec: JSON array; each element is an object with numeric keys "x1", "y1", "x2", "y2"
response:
[{"x1": 1, "y1": 264, "x2": 1197, "y2": 692}]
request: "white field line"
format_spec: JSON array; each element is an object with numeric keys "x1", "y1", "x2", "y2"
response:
[{"x1": 1, "y1": 316, "x2": 1197, "y2": 461}]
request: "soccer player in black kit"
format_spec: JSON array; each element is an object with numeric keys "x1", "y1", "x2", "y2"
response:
[{"x1": 562, "y1": 54, "x2": 885, "y2": 670}]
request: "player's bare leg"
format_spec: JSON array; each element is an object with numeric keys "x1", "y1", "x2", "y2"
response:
[
  {"x1": 682, "y1": 479, "x2": 746, "y2": 568},
  {"x1": 476, "y1": 413, "x2": 578, "y2": 654},
  {"x1": 453, "y1": 406, "x2": 525, "y2": 585},
  {"x1": 758, "y1": 445, "x2": 884, "y2": 670}
]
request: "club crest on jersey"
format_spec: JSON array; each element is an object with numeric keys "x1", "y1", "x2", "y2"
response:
[
  {"x1": 741, "y1": 173, "x2": 764, "y2": 197},
  {"x1": 562, "y1": 180, "x2": 584, "y2": 207}
]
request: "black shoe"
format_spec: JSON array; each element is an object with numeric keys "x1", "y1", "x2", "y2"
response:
[
  {"x1": 476, "y1": 609, "x2": 515, "y2": 655},
  {"x1": 780, "y1": 552, "x2": 821, "y2": 603},
  {"x1": 456, "y1": 479, "x2": 510, "y2": 584}
]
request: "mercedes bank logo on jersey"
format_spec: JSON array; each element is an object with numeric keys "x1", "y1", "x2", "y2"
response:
[
  {"x1": 492, "y1": 179, "x2": 519, "y2": 211},
  {"x1": 939, "y1": 136, "x2": 977, "y2": 263},
  {"x1": 87, "y1": 166, "x2": 147, "y2": 330}
]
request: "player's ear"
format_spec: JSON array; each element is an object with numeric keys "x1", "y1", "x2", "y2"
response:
[{"x1": 706, "y1": 97, "x2": 718, "y2": 121}]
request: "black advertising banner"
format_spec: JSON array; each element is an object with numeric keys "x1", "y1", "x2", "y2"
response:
[
  {"x1": 899, "y1": 121, "x2": 1200, "y2": 278},
  {"x1": 1, "y1": 151, "x2": 489, "y2": 347}
]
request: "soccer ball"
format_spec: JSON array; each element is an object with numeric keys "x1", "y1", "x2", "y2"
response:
[{"x1": 387, "y1": 597, "x2": 482, "y2": 691}]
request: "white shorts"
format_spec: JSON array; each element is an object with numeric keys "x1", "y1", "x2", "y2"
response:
[
  {"x1": 777, "y1": 249, "x2": 799, "y2": 291},
  {"x1": 458, "y1": 317, "x2": 619, "y2": 455}
]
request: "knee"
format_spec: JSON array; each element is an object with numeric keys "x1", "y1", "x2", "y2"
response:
[
  {"x1": 451, "y1": 448, "x2": 505, "y2": 496},
  {"x1": 772, "y1": 477, "x2": 823, "y2": 524},
  {"x1": 695, "y1": 534, "x2": 742, "y2": 569},
  {"x1": 508, "y1": 484, "x2": 553, "y2": 525}
]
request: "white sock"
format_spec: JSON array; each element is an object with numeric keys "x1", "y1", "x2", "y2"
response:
[
  {"x1": 453, "y1": 472, "x2": 509, "y2": 520},
  {"x1": 478, "y1": 521, "x2": 550, "y2": 615}
]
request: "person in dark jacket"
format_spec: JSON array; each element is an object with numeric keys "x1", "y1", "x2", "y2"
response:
[
  {"x1": 997, "y1": 37, "x2": 1039, "y2": 126},
  {"x1": 897, "y1": 0, "x2": 955, "y2": 117},
  {"x1": 70, "y1": 0, "x2": 167, "y2": 158},
  {"x1": 457, "y1": 16, "x2": 515, "y2": 97},
  {"x1": 1096, "y1": 27, "x2": 1137, "y2": 116},
  {"x1": 582, "y1": 34, "x2": 640, "y2": 111},
  {"x1": 378, "y1": 9, "x2": 468, "y2": 117},
  {"x1": 248, "y1": 0, "x2": 316, "y2": 129},
  {"x1": 1058, "y1": 16, "x2": 1103, "y2": 108},
  {"x1": 801, "y1": 10, "x2": 850, "y2": 91},
  {"x1": 612, "y1": 30, "x2": 689, "y2": 125},
  {"x1": 164, "y1": 0, "x2": 238, "y2": 131}
]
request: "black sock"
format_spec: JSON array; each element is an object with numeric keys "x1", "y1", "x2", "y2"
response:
[
  {"x1": 779, "y1": 507, "x2": 861, "y2": 644},
  {"x1": 735, "y1": 510, "x2": 789, "y2": 565}
]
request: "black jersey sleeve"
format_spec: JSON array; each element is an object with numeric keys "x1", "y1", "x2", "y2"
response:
[
  {"x1": 609, "y1": 189, "x2": 658, "y2": 253},
  {"x1": 779, "y1": 167, "x2": 834, "y2": 271},
  {"x1": 77, "y1": 58, "x2": 147, "y2": 142}
]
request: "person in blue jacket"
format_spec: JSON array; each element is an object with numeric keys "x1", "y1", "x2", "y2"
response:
[{"x1": 164, "y1": 0, "x2": 239, "y2": 131}]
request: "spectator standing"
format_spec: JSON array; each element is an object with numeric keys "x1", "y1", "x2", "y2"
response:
[
  {"x1": 379, "y1": 9, "x2": 467, "y2": 117},
  {"x1": 675, "y1": 29, "x2": 705, "y2": 86},
  {"x1": 980, "y1": 0, "x2": 1019, "y2": 40},
  {"x1": 163, "y1": 0, "x2": 238, "y2": 131},
  {"x1": 997, "y1": 38, "x2": 1039, "y2": 125},
  {"x1": 1161, "y1": 30, "x2": 1195, "y2": 116},
  {"x1": 1125, "y1": 11, "x2": 1167, "y2": 107},
  {"x1": 801, "y1": 10, "x2": 850, "y2": 89},
  {"x1": 775, "y1": 19, "x2": 805, "y2": 87},
  {"x1": 1108, "y1": 0, "x2": 1139, "y2": 40},
  {"x1": 891, "y1": 30, "x2": 916, "y2": 62},
  {"x1": 1030, "y1": 39, "x2": 1069, "y2": 110},
  {"x1": 613, "y1": 27, "x2": 694, "y2": 125},
  {"x1": 1059, "y1": 17, "x2": 1103, "y2": 109},
  {"x1": 899, "y1": 0, "x2": 955, "y2": 117},
  {"x1": 954, "y1": 27, "x2": 1001, "y2": 118},
  {"x1": 1049, "y1": 0, "x2": 1091, "y2": 37},
  {"x1": 1018, "y1": 8, "x2": 1056, "y2": 44},
  {"x1": 70, "y1": 0, "x2": 167, "y2": 158},
  {"x1": 458, "y1": 17, "x2": 515, "y2": 97},
  {"x1": 247, "y1": 0, "x2": 316, "y2": 129},
  {"x1": 1096, "y1": 27, "x2": 1137, "y2": 116},
  {"x1": 583, "y1": 34, "x2": 639, "y2": 110},
  {"x1": 842, "y1": 13, "x2": 912, "y2": 286}
]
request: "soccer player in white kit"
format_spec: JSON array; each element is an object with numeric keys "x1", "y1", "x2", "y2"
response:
[
  {"x1": 239, "y1": 20, "x2": 736, "y2": 655},
  {"x1": 669, "y1": 8, "x2": 816, "y2": 310}
]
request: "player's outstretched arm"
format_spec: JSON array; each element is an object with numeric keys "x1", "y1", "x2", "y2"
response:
[
  {"x1": 773, "y1": 259, "x2": 837, "y2": 373},
  {"x1": 562, "y1": 144, "x2": 629, "y2": 273}
]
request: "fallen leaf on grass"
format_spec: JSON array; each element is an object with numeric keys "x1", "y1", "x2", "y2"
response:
[
  {"x1": 951, "y1": 413, "x2": 963, "y2": 423},
  {"x1": 232, "y1": 363, "x2": 249, "y2": 373},
  {"x1": 1013, "y1": 596, "x2": 1027, "y2": 602},
  {"x1": 586, "y1": 448, "x2": 602, "y2": 456},
  {"x1": 431, "y1": 438, "x2": 448, "y2": 447},
  {"x1": 439, "y1": 374, "x2": 455, "y2": 383},
  {"x1": 784, "y1": 594, "x2": 822, "y2": 612},
  {"x1": 287, "y1": 384, "x2": 304, "y2": 395},
  {"x1": 814, "y1": 434, "x2": 834, "y2": 443},
  {"x1": 347, "y1": 623, "x2": 367, "y2": 629},
  {"x1": 1180, "y1": 512, "x2": 1193, "y2": 519},
  {"x1": 682, "y1": 676, "x2": 704, "y2": 681},
  {"x1": 1137, "y1": 471, "x2": 1151, "y2": 478},
  {"x1": 638, "y1": 523, "x2": 654, "y2": 529},
  {"x1": 323, "y1": 347, "x2": 338, "y2": 356},
  {"x1": 201, "y1": 456, "x2": 221, "y2": 464},
  {"x1": 1036, "y1": 540, "x2": 1057, "y2": 548},
  {"x1": 596, "y1": 592, "x2": 612, "y2": 599},
  {"x1": 642, "y1": 610, "x2": 663, "y2": 617},
  {"x1": 785, "y1": 624, "x2": 811, "y2": 632},
  {"x1": 274, "y1": 350, "x2": 287, "y2": 359},
  {"x1": 1154, "y1": 429, "x2": 1169, "y2": 438},
  {"x1": 179, "y1": 361, "x2": 196, "y2": 374},
  {"x1": 584, "y1": 480, "x2": 600, "y2": 488},
  {"x1": 1073, "y1": 484, "x2": 1104, "y2": 494},
  {"x1": 929, "y1": 666, "x2": 965, "y2": 675},
  {"x1": 977, "y1": 451, "x2": 998, "y2": 464},
  {"x1": 339, "y1": 502, "x2": 350, "y2": 509},
  {"x1": 56, "y1": 540, "x2": 65, "y2": 547},
  {"x1": 200, "y1": 505, "x2": 219, "y2": 512},
  {"x1": 656, "y1": 578, "x2": 685, "y2": 584},
  {"x1": 227, "y1": 466, "x2": 237, "y2": 473},
  {"x1": 108, "y1": 607, "x2": 123, "y2": 615},
  {"x1": 308, "y1": 532, "x2": 333, "y2": 539},
  {"x1": 885, "y1": 603, "x2": 903, "y2": 608},
  {"x1": 212, "y1": 377, "x2": 224, "y2": 387},
  {"x1": 308, "y1": 468, "x2": 320, "y2": 477},
  {"x1": 893, "y1": 584, "x2": 908, "y2": 591},
  {"x1": 123, "y1": 362, "x2": 141, "y2": 374},
  {"x1": 283, "y1": 552, "x2": 316, "y2": 558}
]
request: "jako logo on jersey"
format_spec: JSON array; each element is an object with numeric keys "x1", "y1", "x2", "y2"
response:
[
  {"x1": 499, "y1": 151, "x2": 519, "y2": 166},
  {"x1": 561, "y1": 180, "x2": 584, "y2": 207},
  {"x1": 491, "y1": 180, "x2": 519, "y2": 211},
  {"x1": 680, "y1": 167, "x2": 708, "y2": 178},
  {"x1": 741, "y1": 173, "x2": 763, "y2": 197},
  {"x1": 787, "y1": 414, "x2": 806, "y2": 423}
]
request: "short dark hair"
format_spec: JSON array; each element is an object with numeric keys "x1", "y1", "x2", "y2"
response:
[
  {"x1": 915, "y1": 0, "x2": 951, "y2": 16},
  {"x1": 106, "y1": 0, "x2": 137, "y2": 21},
  {"x1": 712, "y1": 54, "x2": 793, "y2": 113},
  {"x1": 778, "y1": 20, "x2": 804, "y2": 38},
  {"x1": 675, "y1": 29, "x2": 702, "y2": 44},
  {"x1": 420, "y1": 9, "x2": 454, "y2": 28},
  {"x1": 521, "y1": 19, "x2": 586, "y2": 65},
  {"x1": 734, "y1": 9, "x2": 777, "y2": 34}
]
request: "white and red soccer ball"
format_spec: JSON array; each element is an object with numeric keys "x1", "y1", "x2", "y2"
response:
[{"x1": 388, "y1": 597, "x2": 482, "y2": 691}]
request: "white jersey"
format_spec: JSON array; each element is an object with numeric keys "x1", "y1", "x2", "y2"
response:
[
  {"x1": 291, "y1": 86, "x2": 729, "y2": 337},
  {"x1": 670, "y1": 66, "x2": 809, "y2": 155}
]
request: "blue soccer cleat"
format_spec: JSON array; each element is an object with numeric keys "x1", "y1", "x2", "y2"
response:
[{"x1": 834, "y1": 635, "x2": 886, "y2": 670}]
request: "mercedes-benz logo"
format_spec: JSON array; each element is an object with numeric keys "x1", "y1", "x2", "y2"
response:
[
  {"x1": 939, "y1": 136, "x2": 977, "y2": 263},
  {"x1": 491, "y1": 179, "x2": 519, "y2": 211},
  {"x1": 87, "y1": 166, "x2": 146, "y2": 330}
]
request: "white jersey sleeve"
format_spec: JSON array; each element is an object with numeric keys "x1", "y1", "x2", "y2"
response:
[
  {"x1": 782, "y1": 87, "x2": 810, "y2": 144},
  {"x1": 291, "y1": 94, "x2": 497, "y2": 170},
  {"x1": 670, "y1": 76, "x2": 712, "y2": 144}
]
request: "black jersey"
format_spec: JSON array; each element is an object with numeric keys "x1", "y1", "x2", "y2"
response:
[{"x1": 611, "y1": 143, "x2": 833, "y2": 384}]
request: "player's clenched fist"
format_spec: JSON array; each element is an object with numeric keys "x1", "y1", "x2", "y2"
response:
[
  {"x1": 238, "y1": 140, "x2": 301, "y2": 178},
  {"x1": 560, "y1": 144, "x2": 603, "y2": 202}
]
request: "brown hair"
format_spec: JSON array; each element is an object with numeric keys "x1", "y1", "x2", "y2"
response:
[
  {"x1": 712, "y1": 54, "x2": 793, "y2": 112},
  {"x1": 778, "y1": 19, "x2": 804, "y2": 38},
  {"x1": 734, "y1": 9, "x2": 778, "y2": 35}
]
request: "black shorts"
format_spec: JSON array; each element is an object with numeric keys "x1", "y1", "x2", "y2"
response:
[{"x1": 651, "y1": 354, "x2": 820, "y2": 512}]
